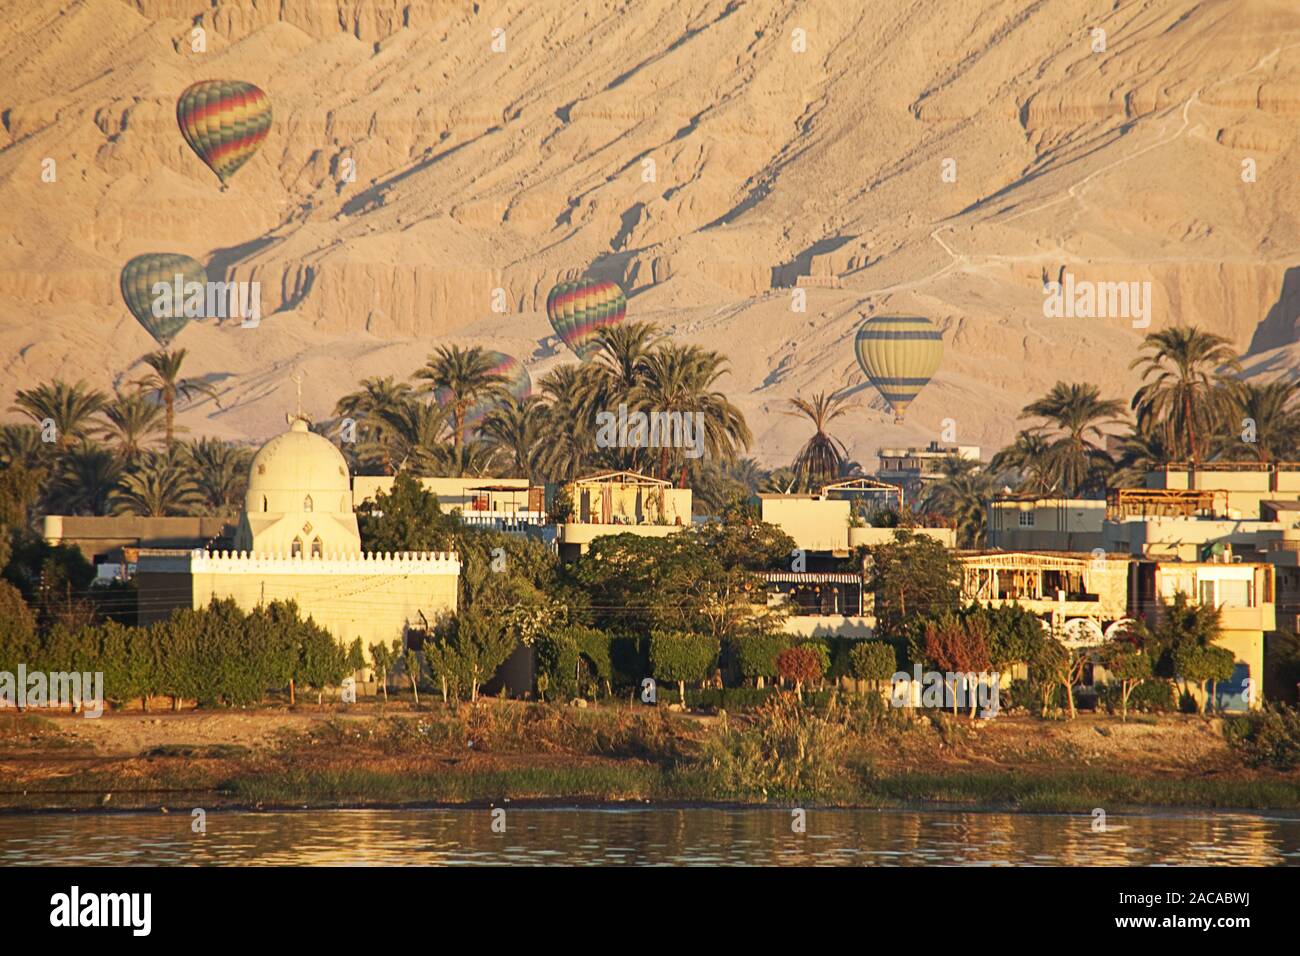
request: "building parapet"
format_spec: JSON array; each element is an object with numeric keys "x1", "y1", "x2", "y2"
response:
[{"x1": 139, "y1": 549, "x2": 461, "y2": 576}]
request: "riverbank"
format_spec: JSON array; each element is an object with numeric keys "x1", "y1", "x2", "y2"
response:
[{"x1": 2, "y1": 697, "x2": 1297, "y2": 814}]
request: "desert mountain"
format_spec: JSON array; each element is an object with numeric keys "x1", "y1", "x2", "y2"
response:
[{"x1": 2, "y1": 0, "x2": 1299, "y2": 468}]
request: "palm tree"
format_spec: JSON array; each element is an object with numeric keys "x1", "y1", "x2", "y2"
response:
[
  {"x1": 380, "y1": 400, "x2": 450, "y2": 476},
  {"x1": 110, "y1": 449, "x2": 202, "y2": 517},
  {"x1": 10, "y1": 380, "x2": 108, "y2": 448},
  {"x1": 1020, "y1": 382, "x2": 1126, "y2": 496},
  {"x1": 1130, "y1": 326, "x2": 1241, "y2": 463},
  {"x1": 334, "y1": 376, "x2": 415, "y2": 474},
  {"x1": 1213, "y1": 379, "x2": 1300, "y2": 462},
  {"x1": 47, "y1": 442, "x2": 122, "y2": 515},
  {"x1": 632, "y1": 343, "x2": 752, "y2": 486},
  {"x1": 989, "y1": 429, "x2": 1056, "y2": 495},
  {"x1": 480, "y1": 396, "x2": 545, "y2": 480},
  {"x1": 590, "y1": 321, "x2": 661, "y2": 470},
  {"x1": 183, "y1": 438, "x2": 253, "y2": 514},
  {"x1": 0, "y1": 424, "x2": 51, "y2": 473},
  {"x1": 1111, "y1": 420, "x2": 1175, "y2": 488},
  {"x1": 537, "y1": 364, "x2": 603, "y2": 482},
  {"x1": 413, "y1": 346, "x2": 509, "y2": 475},
  {"x1": 97, "y1": 388, "x2": 166, "y2": 460},
  {"x1": 921, "y1": 457, "x2": 996, "y2": 548},
  {"x1": 784, "y1": 391, "x2": 858, "y2": 492},
  {"x1": 135, "y1": 349, "x2": 219, "y2": 446}
]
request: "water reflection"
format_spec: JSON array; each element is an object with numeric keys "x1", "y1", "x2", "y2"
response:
[{"x1": 1, "y1": 808, "x2": 1297, "y2": 866}]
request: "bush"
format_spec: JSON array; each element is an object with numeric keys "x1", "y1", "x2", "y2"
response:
[
  {"x1": 649, "y1": 630, "x2": 719, "y2": 704},
  {"x1": 1224, "y1": 705, "x2": 1300, "y2": 770},
  {"x1": 732, "y1": 632, "x2": 790, "y2": 684},
  {"x1": 776, "y1": 645, "x2": 823, "y2": 694},
  {"x1": 848, "y1": 641, "x2": 898, "y2": 685},
  {"x1": 535, "y1": 625, "x2": 613, "y2": 700}
]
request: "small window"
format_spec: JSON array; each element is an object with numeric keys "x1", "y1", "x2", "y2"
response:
[
  {"x1": 311, "y1": 537, "x2": 323, "y2": 558},
  {"x1": 1199, "y1": 579, "x2": 1216, "y2": 607},
  {"x1": 258, "y1": 464, "x2": 266, "y2": 475},
  {"x1": 303, "y1": 495, "x2": 313, "y2": 512},
  {"x1": 291, "y1": 537, "x2": 303, "y2": 558},
  {"x1": 1019, "y1": 510, "x2": 1035, "y2": 527},
  {"x1": 262, "y1": 495, "x2": 268, "y2": 512}
]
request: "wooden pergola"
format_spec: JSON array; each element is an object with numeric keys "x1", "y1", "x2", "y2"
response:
[{"x1": 1106, "y1": 487, "x2": 1223, "y2": 521}]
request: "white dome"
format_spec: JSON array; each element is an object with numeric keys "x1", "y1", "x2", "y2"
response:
[{"x1": 245, "y1": 418, "x2": 351, "y2": 514}]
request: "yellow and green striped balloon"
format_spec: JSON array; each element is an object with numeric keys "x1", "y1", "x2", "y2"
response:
[
  {"x1": 176, "y1": 80, "x2": 272, "y2": 185},
  {"x1": 854, "y1": 314, "x2": 943, "y2": 421},
  {"x1": 120, "y1": 253, "x2": 207, "y2": 346},
  {"x1": 545, "y1": 278, "x2": 627, "y2": 361}
]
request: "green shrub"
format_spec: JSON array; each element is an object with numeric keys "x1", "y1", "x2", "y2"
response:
[
  {"x1": 732, "y1": 632, "x2": 790, "y2": 684},
  {"x1": 848, "y1": 641, "x2": 898, "y2": 684},
  {"x1": 536, "y1": 625, "x2": 613, "y2": 700},
  {"x1": 649, "y1": 630, "x2": 719, "y2": 704},
  {"x1": 1224, "y1": 705, "x2": 1300, "y2": 770}
]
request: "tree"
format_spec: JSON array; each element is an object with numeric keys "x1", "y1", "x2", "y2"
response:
[
  {"x1": 776, "y1": 645, "x2": 823, "y2": 700},
  {"x1": 1215, "y1": 380, "x2": 1300, "y2": 463},
  {"x1": 1173, "y1": 643, "x2": 1236, "y2": 715},
  {"x1": 357, "y1": 472, "x2": 456, "y2": 552},
  {"x1": 734, "y1": 632, "x2": 791, "y2": 688},
  {"x1": 1019, "y1": 382, "x2": 1125, "y2": 496},
  {"x1": 536, "y1": 364, "x2": 602, "y2": 482},
  {"x1": 920, "y1": 457, "x2": 995, "y2": 548},
  {"x1": 47, "y1": 442, "x2": 122, "y2": 515},
  {"x1": 633, "y1": 344, "x2": 752, "y2": 487},
  {"x1": 369, "y1": 639, "x2": 400, "y2": 702},
  {"x1": 479, "y1": 396, "x2": 545, "y2": 480},
  {"x1": 863, "y1": 530, "x2": 962, "y2": 643},
  {"x1": 921, "y1": 613, "x2": 992, "y2": 717},
  {"x1": 135, "y1": 349, "x2": 219, "y2": 446},
  {"x1": 10, "y1": 380, "x2": 108, "y2": 448},
  {"x1": 784, "y1": 391, "x2": 858, "y2": 491},
  {"x1": 413, "y1": 346, "x2": 509, "y2": 475},
  {"x1": 649, "y1": 630, "x2": 719, "y2": 705},
  {"x1": 1130, "y1": 326, "x2": 1241, "y2": 463},
  {"x1": 334, "y1": 376, "x2": 416, "y2": 474},
  {"x1": 97, "y1": 388, "x2": 165, "y2": 460},
  {"x1": 1100, "y1": 639, "x2": 1153, "y2": 721},
  {"x1": 183, "y1": 438, "x2": 253, "y2": 515},
  {"x1": 404, "y1": 647, "x2": 422, "y2": 707},
  {"x1": 848, "y1": 641, "x2": 897, "y2": 693},
  {"x1": 110, "y1": 449, "x2": 202, "y2": 516},
  {"x1": 989, "y1": 429, "x2": 1056, "y2": 495}
]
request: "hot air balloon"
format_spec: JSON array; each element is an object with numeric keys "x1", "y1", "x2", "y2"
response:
[
  {"x1": 434, "y1": 351, "x2": 532, "y2": 432},
  {"x1": 176, "y1": 80, "x2": 272, "y2": 186},
  {"x1": 545, "y1": 278, "x2": 627, "y2": 360},
  {"x1": 120, "y1": 253, "x2": 208, "y2": 346},
  {"x1": 854, "y1": 314, "x2": 943, "y2": 422}
]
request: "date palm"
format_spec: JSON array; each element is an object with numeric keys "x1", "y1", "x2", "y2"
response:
[
  {"x1": 413, "y1": 346, "x2": 508, "y2": 475},
  {"x1": 134, "y1": 349, "x2": 219, "y2": 446},
  {"x1": 990, "y1": 429, "x2": 1057, "y2": 495},
  {"x1": 1130, "y1": 326, "x2": 1241, "y2": 464},
  {"x1": 480, "y1": 396, "x2": 545, "y2": 480},
  {"x1": 110, "y1": 449, "x2": 202, "y2": 517},
  {"x1": 632, "y1": 343, "x2": 751, "y2": 486},
  {"x1": 47, "y1": 441, "x2": 122, "y2": 515},
  {"x1": 183, "y1": 437, "x2": 254, "y2": 514},
  {"x1": 537, "y1": 364, "x2": 603, "y2": 482},
  {"x1": 1020, "y1": 382, "x2": 1126, "y2": 496},
  {"x1": 921, "y1": 457, "x2": 996, "y2": 548},
  {"x1": 1213, "y1": 379, "x2": 1300, "y2": 463},
  {"x1": 380, "y1": 400, "x2": 449, "y2": 476},
  {"x1": 1111, "y1": 420, "x2": 1175, "y2": 488},
  {"x1": 334, "y1": 376, "x2": 415, "y2": 474},
  {"x1": 785, "y1": 391, "x2": 858, "y2": 492},
  {"x1": 10, "y1": 380, "x2": 108, "y2": 448},
  {"x1": 97, "y1": 388, "x2": 165, "y2": 460},
  {"x1": 0, "y1": 424, "x2": 51, "y2": 473}
]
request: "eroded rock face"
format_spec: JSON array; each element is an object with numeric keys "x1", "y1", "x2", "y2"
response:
[{"x1": 2, "y1": 0, "x2": 1298, "y2": 458}]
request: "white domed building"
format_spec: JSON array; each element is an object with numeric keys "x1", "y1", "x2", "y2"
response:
[{"x1": 137, "y1": 416, "x2": 460, "y2": 673}]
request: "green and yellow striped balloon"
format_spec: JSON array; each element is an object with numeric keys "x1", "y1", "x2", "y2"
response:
[
  {"x1": 854, "y1": 314, "x2": 943, "y2": 421},
  {"x1": 176, "y1": 80, "x2": 272, "y2": 185},
  {"x1": 120, "y1": 253, "x2": 207, "y2": 346},
  {"x1": 545, "y1": 278, "x2": 627, "y2": 361}
]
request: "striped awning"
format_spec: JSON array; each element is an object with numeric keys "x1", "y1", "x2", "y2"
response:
[{"x1": 760, "y1": 572, "x2": 862, "y2": 584}]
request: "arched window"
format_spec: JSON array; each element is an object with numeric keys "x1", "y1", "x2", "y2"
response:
[
  {"x1": 303, "y1": 495, "x2": 314, "y2": 512},
  {"x1": 311, "y1": 537, "x2": 323, "y2": 558},
  {"x1": 291, "y1": 537, "x2": 303, "y2": 558}
]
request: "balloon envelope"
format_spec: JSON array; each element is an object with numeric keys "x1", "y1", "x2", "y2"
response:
[
  {"x1": 120, "y1": 253, "x2": 208, "y2": 346},
  {"x1": 177, "y1": 80, "x2": 272, "y2": 185},
  {"x1": 854, "y1": 314, "x2": 943, "y2": 419},
  {"x1": 545, "y1": 278, "x2": 627, "y2": 360},
  {"x1": 435, "y1": 351, "x2": 532, "y2": 432}
]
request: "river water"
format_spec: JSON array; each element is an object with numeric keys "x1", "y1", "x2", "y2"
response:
[{"x1": 3, "y1": 807, "x2": 1299, "y2": 865}]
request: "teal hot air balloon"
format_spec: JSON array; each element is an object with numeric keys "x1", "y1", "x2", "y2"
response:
[
  {"x1": 120, "y1": 253, "x2": 208, "y2": 346},
  {"x1": 434, "y1": 351, "x2": 532, "y2": 433},
  {"x1": 545, "y1": 278, "x2": 627, "y2": 360},
  {"x1": 854, "y1": 315, "x2": 943, "y2": 422}
]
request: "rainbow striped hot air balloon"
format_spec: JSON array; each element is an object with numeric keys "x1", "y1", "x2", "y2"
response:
[
  {"x1": 120, "y1": 253, "x2": 208, "y2": 346},
  {"x1": 545, "y1": 278, "x2": 627, "y2": 361},
  {"x1": 434, "y1": 351, "x2": 532, "y2": 433},
  {"x1": 176, "y1": 80, "x2": 272, "y2": 186},
  {"x1": 854, "y1": 315, "x2": 943, "y2": 422}
]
